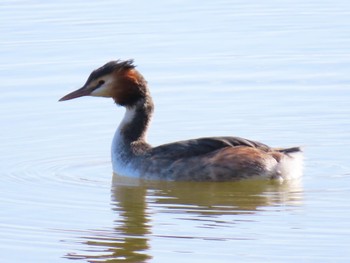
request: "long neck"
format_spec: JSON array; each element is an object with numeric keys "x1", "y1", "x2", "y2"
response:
[
  {"x1": 119, "y1": 97, "x2": 153, "y2": 142},
  {"x1": 115, "y1": 96, "x2": 154, "y2": 157}
]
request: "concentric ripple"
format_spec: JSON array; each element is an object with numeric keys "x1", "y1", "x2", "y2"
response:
[{"x1": 2, "y1": 154, "x2": 111, "y2": 186}]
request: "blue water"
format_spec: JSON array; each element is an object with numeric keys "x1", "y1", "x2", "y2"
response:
[{"x1": 1, "y1": 1, "x2": 350, "y2": 262}]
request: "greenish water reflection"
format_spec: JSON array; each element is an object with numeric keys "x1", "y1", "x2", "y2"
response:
[{"x1": 65, "y1": 176, "x2": 302, "y2": 262}]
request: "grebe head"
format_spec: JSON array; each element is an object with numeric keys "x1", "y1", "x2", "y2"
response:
[{"x1": 59, "y1": 59, "x2": 148, "y2": 107}]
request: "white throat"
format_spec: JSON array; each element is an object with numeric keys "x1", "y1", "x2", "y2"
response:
[
  {"x1": 118, "y1": 106, "x2": 137, "y2": 132},
  {"x1": 111, "y1": 106, "x2": 139, "y2": 177}
]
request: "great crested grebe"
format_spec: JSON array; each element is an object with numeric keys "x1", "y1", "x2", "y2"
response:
[{"x1": 59, "y1": 60, "x2": 303, "y2": 181}]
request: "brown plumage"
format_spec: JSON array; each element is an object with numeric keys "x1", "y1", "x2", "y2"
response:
[{"x1": 59, "y1": 59, "x2": 303, "y2": 181}]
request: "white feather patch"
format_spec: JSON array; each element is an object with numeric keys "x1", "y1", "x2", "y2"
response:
[{"x1": 111, "y1": 107, "x2": 140, "y2": 177}]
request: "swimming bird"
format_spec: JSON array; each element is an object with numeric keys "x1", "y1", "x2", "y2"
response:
[{"x1": 59, "y1": 60, "x2": 303, "y2": 181}]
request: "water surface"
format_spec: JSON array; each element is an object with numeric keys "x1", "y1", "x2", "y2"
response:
[{"x1": 1, "y1": 1, "x2": 350, "y2": 262}]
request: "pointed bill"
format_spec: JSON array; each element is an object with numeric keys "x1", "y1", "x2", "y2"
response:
[{"x1": 59, "y1": 86, "x2": 91, "y2": 101}]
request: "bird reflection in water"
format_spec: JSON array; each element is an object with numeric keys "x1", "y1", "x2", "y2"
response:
[
  {"x1": 65, "y1": 175, "x2": 302, "y2": 262},
  {"x1": 65, "y1": 179, "x2": 151, "y2": 262}
]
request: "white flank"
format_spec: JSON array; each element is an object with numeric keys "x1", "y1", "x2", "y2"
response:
[{"x1": 277, "y1": 151, "x2": 304, "y2": 181}]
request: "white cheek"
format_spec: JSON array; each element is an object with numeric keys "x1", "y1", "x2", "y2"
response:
[
  {"x1": 91, "y1": 84, "x2": 110, "y2": 97},
  {"x1": 91, "y1": 78, "x2": 114, "y2": 97}
]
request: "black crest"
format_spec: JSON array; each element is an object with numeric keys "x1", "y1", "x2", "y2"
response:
[{"x1": 85, "y1": 59, "x2": 136, "y2": 84}]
